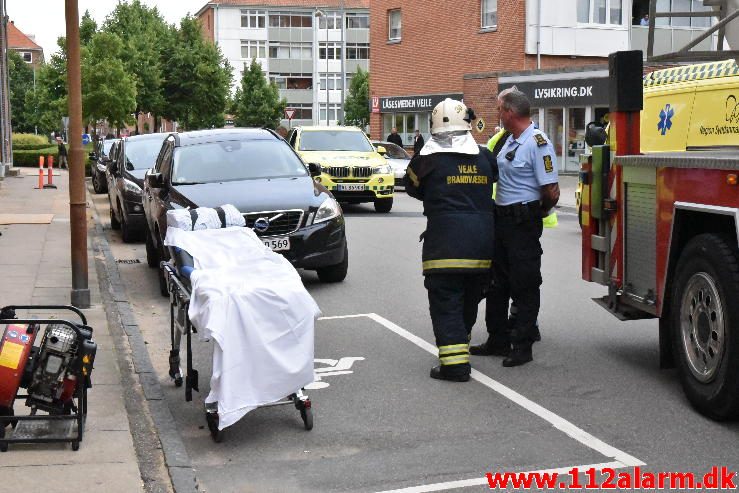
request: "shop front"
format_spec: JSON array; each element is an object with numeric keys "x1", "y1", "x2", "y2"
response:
[
  {"x1": 371, "y1": 92, "x2": 464, "y2": 148},
  {"x1": 498, "y1": 69, "x2": 609, "y2": 173}
]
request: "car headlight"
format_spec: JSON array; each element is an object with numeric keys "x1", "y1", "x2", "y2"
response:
[
  {"x1": 372, "y1": 164, "x2": 392, "y2": 174},
  {"x1": 313, "y1": 196, "x2": 341, "y2": 224},
  {"x1": 124, "y1": 178, "x2": 142, "y2": 196}
]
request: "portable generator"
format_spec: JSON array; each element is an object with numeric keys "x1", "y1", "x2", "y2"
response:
[{"x1": 0, "y1": 305, "x2": 96, "y2": 452}]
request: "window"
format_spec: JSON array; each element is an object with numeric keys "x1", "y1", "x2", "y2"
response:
[
  {"x1": 346, "y1": 13, "x2": 369, "y2": 29},
  {"x1": 576, "y1": 0, "x2": 622, "y2": 25},
  {"x1": 319, "y1": 42, "x2": 342, "y2": 60},
  {"x1": 269, "y1": 42, "x2": 312, "y2": 59},
  {"x1": 241, "y1": 40, "x2": 266, "y2": 59},
  {"x1": 286, "y1": 103, "x2": 312, "y2": 120},
  {"x1": 651, "y1": 0, "x2": 713, "y2": 27},
  {"x1": 319, "y1": 73, "x2": 342, "y2": 91},
  {"x1": 388, "y1": 9, "x2": 401, "y2": 41},
  {"x1": 270, "y1": 73, "x2": 313, "y2": 90},
  {"x1": 318, "y1": 11, "x2": 342, "y2": 29},
  {"x1": 241, "y1": 10, "x2": 266, "y2": 28},
  {"x1": 346, "y1": 43, "x2": 370, "y2": 60},
  {"x1": 268, "y1": 12, "x2": 312, "y2": 28},
  {"x1": 318, "y1": 104, "x2": 342, "y2": 123},
  {"x1": 20, "y1": 51, "x2": 32, "y2": 63},
  {"x1": 481, "y1": 0, "x2": 497, "y2": 28}
]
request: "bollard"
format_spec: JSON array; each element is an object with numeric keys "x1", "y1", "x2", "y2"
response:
[
  {"x1": 37, "y1": 155, "x2": 44, "y2": 189},
  {"x1": 43, "y1": 155, "x2": 57, "y2": 189}
]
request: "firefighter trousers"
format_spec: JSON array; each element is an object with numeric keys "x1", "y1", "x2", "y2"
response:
[
  {"x1": 424, "y1": 272, "x2": 489, "y2": 375},
  {"x1": 486, "y1": 213, "x2": 544, "y2": 346}
]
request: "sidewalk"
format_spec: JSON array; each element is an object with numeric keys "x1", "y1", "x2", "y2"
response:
[{"x1": 0, "y1": 171, "x2": 147, "y2": 492}]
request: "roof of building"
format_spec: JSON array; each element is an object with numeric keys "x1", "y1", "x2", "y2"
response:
[
  {"x1": 6, "y1": 21, "x2": 42, "y2": 51},
  {"x1": 196, "y1": 0, "x2": 369, "y2": 16}
]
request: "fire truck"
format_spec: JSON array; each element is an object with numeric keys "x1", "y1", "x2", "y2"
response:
[{"x1": 581, "y1": 5, "x2": 739, "y2": 420}]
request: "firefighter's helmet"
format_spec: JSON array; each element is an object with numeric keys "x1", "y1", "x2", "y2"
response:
[{"x1": 430, "y1": 98, "x2": 476, "y2": 134}]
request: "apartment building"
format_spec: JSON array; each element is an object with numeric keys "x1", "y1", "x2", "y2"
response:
[
  {"x1": 370, "y1": 0, "x2": 717, "y2": 172},
  {"x1": 197, "y1": 0, "x2": 370, "y2": 128}
]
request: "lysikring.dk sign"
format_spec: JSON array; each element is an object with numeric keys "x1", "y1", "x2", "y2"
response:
[
  {"x1": 499, "y1": 77, "x2": 608, "y2": 108},
  {"x1": 375, "y1": 93, "x2": 464, "y2": 113}
]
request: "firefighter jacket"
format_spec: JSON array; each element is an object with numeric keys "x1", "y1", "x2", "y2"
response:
[{"x1": 404, "y1": 149, "x2": 498, "y2": 275}]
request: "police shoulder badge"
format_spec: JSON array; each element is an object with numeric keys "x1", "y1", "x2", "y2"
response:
[
  {"x1": 534, "y1": 134, "x2": 547, "y2": 147},
  {"x1": 543, "y1": 155, "x2": 553, "y2": 173}
]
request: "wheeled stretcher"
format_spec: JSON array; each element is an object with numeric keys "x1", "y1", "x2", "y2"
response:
[{"x1": 161, "y1": 206, "x2": 317, "y2": 442}]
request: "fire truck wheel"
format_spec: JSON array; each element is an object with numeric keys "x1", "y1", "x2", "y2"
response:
[{"x1": 671, "y1": 234, "x2": 739, "y2": 420}]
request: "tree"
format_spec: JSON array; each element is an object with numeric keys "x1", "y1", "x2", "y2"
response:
[
  {"x1": 162, "y1": 16, "x2": 232, "y2": 130},
  {"x1": 232, "y1": 58, "x2": 286, "y2": 129},
  {"x1": 344, "y1": 67, "x2": 369, "y2": 129},
  {"x1": 7, "y1": 50, "x2": 35, "y2": 133},
  {"x1": 24, "y1": 38, "x2": 68, "y2": 135},
  {"x1": 82, "y1": 32, "x2": 137, "y2": 132},
  {"x1": 79, "y1": 10, "x2": 98, "y2": 46}
]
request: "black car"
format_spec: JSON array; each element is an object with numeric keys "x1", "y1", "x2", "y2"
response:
[
  {"x1": 107, "y1": 133, "x2": 169, "y2": 242},
  {"x1": 142, "y1": 128, "x2": 348, "y2": 293},
  {"x1": 89, "y1": 137, "x2": 120, "y2": 194}
]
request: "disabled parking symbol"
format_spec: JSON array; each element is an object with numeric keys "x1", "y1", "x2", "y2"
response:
[{"x1": 305, "y1": 357, "x2": 365, "y2": 390}]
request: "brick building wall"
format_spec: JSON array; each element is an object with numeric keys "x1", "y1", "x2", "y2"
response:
[{"x1": 369, "y1": 0, "x2": 606, "y2": 144}]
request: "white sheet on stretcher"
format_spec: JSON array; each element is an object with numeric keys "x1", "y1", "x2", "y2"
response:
[{"x1": 164, "y1": 226, "x2": 320, "y2": 430}]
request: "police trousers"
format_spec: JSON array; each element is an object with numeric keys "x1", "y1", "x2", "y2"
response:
[
  {"x1": 485, "y1": 212, "x2": 543, "y2": 346},
  {"x1": 424, "y1": 273, "x2": 488, "y2": 375}
]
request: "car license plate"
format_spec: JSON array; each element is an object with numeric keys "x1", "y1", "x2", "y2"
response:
[
  {"x1": 337, "y1": 184, "x2": 366, "y2": 192},
  {"x1": 263, "y1": 237, "x2": 290, "y2": 251}
]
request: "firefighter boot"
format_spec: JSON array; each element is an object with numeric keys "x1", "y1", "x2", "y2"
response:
[
  {"x1": 470, "y1": 339, "x2": 511, "y2": 356},
  {"x1": 502, "y1": 345, "x2": 533, "y2": 367},
  {"x1": 430, "y1": 365, "x2": 470, "y2": 382}
]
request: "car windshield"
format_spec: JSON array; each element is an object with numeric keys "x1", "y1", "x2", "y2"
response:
[
  {"x1": 378, "y1": 142, "x2": 409, "y2": 160},
  {"x1": 103, "y1": 140, "x2": 117, "y2": 155},
  {"x1": 172, "y1": 139, "x2": 308, "y2": 184},
  {"x1": 299, "y1": 130, "x2": 374, "y2": 152},
  {"x1": 125, "y1": 137, "x2": 166, "y2": 170}
]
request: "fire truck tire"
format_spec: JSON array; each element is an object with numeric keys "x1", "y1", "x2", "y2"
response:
[{"x1": 671, "y1": 234, "x2": 739, "y2": 421}]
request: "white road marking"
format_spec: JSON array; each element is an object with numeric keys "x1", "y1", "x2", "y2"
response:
[{"x1": 318, "y1": 313, "x2": 646, "y2": 492}]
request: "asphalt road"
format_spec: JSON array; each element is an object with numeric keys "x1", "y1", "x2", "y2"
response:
[{"x1": 90, "y1": 187, "x2": 739, "y2": 493}]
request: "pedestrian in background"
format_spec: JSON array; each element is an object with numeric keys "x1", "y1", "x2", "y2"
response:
[
  {"x1": 387, "y1": 127, "x2": 403, "y2": 148},
  {"x1": 276, "y1": 126, "x2": 289, "y2": 139},
  {"x1": 471, "y1": 87, "x2": 559, "y2": 367},
  {"x1": 405, "y1": 98, "x2": 497, "y2": 382},
  {"x1": 413, "y1": 129, "x2": 425, "y2": 154},
  {"x1": 57, "y1": 137, "x2": 68, "y2": 170}
]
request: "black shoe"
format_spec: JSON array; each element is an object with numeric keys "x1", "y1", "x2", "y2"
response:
[
  {"x1": 430, "y1": 365, "x2": 470, "y2": 382},
  {"x1": 502, "y1": 346, "x2": 533, "y2": 367},
  {"x1": 470, "y1": 341, "x2": 510, "y2": 356}
]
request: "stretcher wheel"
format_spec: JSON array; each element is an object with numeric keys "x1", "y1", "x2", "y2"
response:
[
  {"x1": 71, "y1": 441, "x2": 80, "y2": 451},
  {"x1": 300, "y1": 407, "x2": 313, "y2": 431},
  {"x1": 206, "y1": 412, "x2": 223, "y2": 443}
]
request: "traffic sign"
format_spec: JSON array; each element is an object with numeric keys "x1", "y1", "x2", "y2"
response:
[
  {"x1": 82, "y1": 134, "x2": 91, "y2": 145},
  {"x1": 475, "y1": 118, "x2": 486, "y2": 133},
  {"x1": 285, "y1": 108, "x2": 296, "y2": 120}
]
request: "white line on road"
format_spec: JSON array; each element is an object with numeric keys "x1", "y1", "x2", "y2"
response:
[{"x1": 319, "y1": 313, "x2": 646, "y2": 492}]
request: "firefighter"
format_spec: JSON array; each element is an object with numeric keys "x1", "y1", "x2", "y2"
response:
[
  {"x1": 470, "y1": 87, "x2": 560, "y2": 367},
  {"x1": 404, "y1": 98, "x2": 498, "y2": 382}
]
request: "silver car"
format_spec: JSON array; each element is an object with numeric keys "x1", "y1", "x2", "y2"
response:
[{"x1": 372, "y1": 140, "x2": 411, "y2": 187}]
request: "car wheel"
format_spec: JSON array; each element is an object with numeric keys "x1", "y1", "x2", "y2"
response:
[
  {"x1": 92, "y1": 171, "x2": 104, "y2": 194},
  {"x1": 145, "y1": 228, "x2": 159, "y2": 268},
  {"x1": 671, "y1": 234, "x2": 739, "y2": 420},
  {"x1": 109, "y1": 201, "x2": 120, "y2": 230},
  {"x1": 157, "y1": 232, "x2": 170, "y2": 297},
  {"x1": 374, "y1": 197, "x2": 393, "y2": 213},
  {"x1": 120, "y1": 206, "x2": 136, "y2": 243},
  {"x1": 316, "y1": 245, "x2": 348, "y2": 283}
]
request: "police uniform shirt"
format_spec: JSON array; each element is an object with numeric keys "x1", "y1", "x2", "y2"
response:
[{"x1": 495, "y1": 123, "x2": 559, "y2": 206}]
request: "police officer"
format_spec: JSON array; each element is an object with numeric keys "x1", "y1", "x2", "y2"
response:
[
  {"x1": 471, "y1": 87, "x2": 560, "y2": 367},
  {"x1": 405, "y1": 98, "x2": 497, "y2": 382}
]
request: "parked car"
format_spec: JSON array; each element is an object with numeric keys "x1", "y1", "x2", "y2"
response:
[
  {"x1": 107, "y1": 133, "x2": 169, "y2": 242},
  {"x1": 372, "y1": 140, "x2": 411, "y2": 188},
  {"x1": 89, "y1": 137, "x2": 120, "y2": 194},
  {"x1": 288, "y1": 126, "x2": 394, "y2": 213},
  {"x1": 142, "y1": 128, "x2": 348, "y2": 294}
]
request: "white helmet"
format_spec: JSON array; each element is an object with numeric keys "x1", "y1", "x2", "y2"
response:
[{"x1": 430, "y1": 98, "x2": 475, "y2": 134}]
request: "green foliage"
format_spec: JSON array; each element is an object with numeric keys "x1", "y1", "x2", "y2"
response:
[
  {"x1": 12, "y1": 146, "x2": 58, "y2": 167},
  {"x1": 7, "y1": 51, "x2": 35, "y2": 133},
  {"x1": 232, "y1": 59, "x2": 286, "y2": 129},
  {"x1": 162, "y1": 16, "x2": 232, "y2": 130},
  {"x1": 12, "y1": 133, "x2": 50, "y2": 148},
  {"x1": 24, "y1": 41, "x2": 67, "y2": 135},
  {"x1": 80, "y1": 10, "x2": 98, "y2": 46},
  {"x1": 82, "y1": 32, "x2": 137, "y2": 130},
  {"x1": 344, "y1": 67, "x2": 370, "y2": 129}
]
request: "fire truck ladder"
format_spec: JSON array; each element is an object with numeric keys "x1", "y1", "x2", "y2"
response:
[{"x1": 647, "y1": 0, "x2": 739, "y2": 62}]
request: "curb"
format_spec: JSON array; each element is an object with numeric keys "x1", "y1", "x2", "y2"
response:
[{"x1": 90, "y1": 197, "x2": 199, "y2": 492}]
